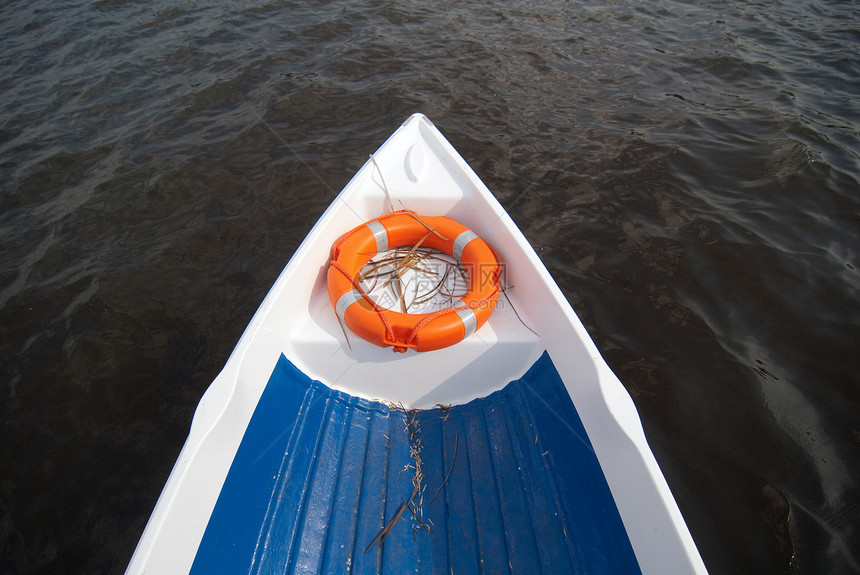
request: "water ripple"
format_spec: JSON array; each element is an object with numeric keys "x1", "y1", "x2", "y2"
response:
[{"x1": 1, "y1": 0, "x2": 858, "y2": 573}]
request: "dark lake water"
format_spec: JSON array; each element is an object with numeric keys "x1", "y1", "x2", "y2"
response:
[{"x1": 1, "y1": 1, "x2": 858, "y2": 573}]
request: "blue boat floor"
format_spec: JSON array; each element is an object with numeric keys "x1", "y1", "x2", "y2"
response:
[{"x1": 190, "y1": 352, "x2": 641, "y2": 574}]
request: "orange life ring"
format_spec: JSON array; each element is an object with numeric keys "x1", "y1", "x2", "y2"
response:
[{"x1": 327, "y1": 210, "x2": 501, "y2": 352}]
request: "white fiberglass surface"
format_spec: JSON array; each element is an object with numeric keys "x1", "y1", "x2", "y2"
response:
[
  {"x1": 289, "y1": 262, "x2": 543, "y2": 410},
  {"x1": 277, "y1": 116, "x2": 545, "y2": 408}
]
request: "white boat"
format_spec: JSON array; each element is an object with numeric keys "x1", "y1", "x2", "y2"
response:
[{"x1": 126, "y1": 114, "x2": 707, "y2": 574}]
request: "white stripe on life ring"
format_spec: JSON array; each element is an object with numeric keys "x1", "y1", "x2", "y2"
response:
[
  {"x1": 452, "y1": 230, "x2": 478, "y2": 262},
  {"x1": 366, "y1": 220, "x2": 388, "y2": 253},
  {"x1": 456, "y1": 307, "x2": 478, "y2": 339},
  {"x1": 336, "y1": 289, "x2": 364, "y2": 320}
]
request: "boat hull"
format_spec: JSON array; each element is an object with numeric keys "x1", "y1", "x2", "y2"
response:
[{"x1": 126, "y1": 114, "x2": 707, "y2": 574}]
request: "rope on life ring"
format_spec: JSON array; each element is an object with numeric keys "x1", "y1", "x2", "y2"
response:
[{"x1": 327, "y1": 210, "x2": 501, "y2": 352}]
